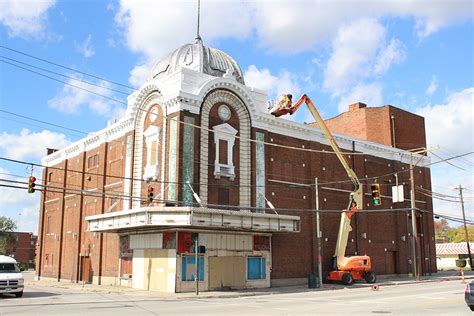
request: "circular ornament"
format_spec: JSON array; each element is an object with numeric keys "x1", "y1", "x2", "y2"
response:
[{"x1": 218, "y1": 105, "x2": 231, "y2": 121}]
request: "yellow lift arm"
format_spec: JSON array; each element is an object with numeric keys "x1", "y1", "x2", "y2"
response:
[{"x1": 270, "y1": 94, "x2": 363, "y2": 268}]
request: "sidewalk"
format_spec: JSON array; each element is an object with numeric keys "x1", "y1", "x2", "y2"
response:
[{"x1": 25, "y1": 270, "x2": 474, "y2": 300}]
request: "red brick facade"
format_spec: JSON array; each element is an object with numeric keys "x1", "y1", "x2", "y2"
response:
[
  {"x1": 6, "y1": 232, "x2": 37, "y2": 269},
  {"x1": 324, "y1": 103, "x2": 427, "y2": 151},
  {"x1": 37, "y1": 92, "x2": 435, "y2": 285}
]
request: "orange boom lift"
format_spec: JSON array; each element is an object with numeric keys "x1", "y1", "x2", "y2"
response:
[{"x1": 270, "y1": 94, "x2": 376, "y2": 285}]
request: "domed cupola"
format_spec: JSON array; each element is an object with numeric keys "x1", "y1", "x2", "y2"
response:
[{"x1": 148, "y1": 37, "x2": 245, "y2": 85}]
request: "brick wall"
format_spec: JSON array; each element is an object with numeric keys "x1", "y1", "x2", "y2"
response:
[
  {"x1": 324, "y1": 104, "x2": 426, "y2": 151},
  {"x1": 38, "y1": 133, "x2": 131, "y2": 283},
  {"x1": 263, "y1": 131, "x2": 435, "y2": 279},
  {"x1": 7, "y1": 232, "x2": 37, "y2": 268}
]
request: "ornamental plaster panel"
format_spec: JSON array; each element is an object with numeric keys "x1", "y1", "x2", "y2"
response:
[
  {"x1": 130, "y1": 88, "x2": 165, "y2": 208},
  {"x1": 199, "y1": 89, "x2": 252, "y2": 207}
]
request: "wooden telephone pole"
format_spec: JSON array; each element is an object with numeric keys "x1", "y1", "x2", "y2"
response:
[{"x1": 456, "y1": 185, "x2": 472, "y2": 269}]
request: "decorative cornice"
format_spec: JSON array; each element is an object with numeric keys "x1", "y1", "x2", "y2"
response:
[
  {"x1": 252, "y1": 112, "x2": 430, "y2": 167},
  {"x1": 41, "y1": 118, "x2": 135, "y2": 167}
]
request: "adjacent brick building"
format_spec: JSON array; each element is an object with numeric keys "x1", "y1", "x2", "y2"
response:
[
  {"x1": 3, "y1": 232, "x2": 37, "y2": 269},
  {"x1": 37, "y1": 38, "x2": 436, "y2": 292}
]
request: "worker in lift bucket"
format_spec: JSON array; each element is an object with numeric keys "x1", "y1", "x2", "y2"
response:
[{"x1": 270, "y1": 94, "x2": 293, "y2": 115}]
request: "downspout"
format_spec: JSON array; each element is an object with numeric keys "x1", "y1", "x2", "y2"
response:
[{"x1": 391, "y1": 114, "x2": 396, "y2": 148}]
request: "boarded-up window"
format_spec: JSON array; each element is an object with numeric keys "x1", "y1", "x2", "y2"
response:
[
  {"x1": 163, "y1": 232, "x2": 176, "y2": 249},
  {"x1": 120, "y1": 257, "x2": 132, "y2": 278},
  {"x1": 219, "y1": 139, "x2": 228, "y2": 164},
  {"x1": 253, "y1": 235, "x2": 270, "y2": 251},
  {"x1": 182, "y1": 255, "x2": 204, "y2": 281},
  {"x1": 247, "y1": 256, "x2": 266, "y2": 280},
  {"x1": 177, "y1": 232, "x2": 197, "y2": 254}
]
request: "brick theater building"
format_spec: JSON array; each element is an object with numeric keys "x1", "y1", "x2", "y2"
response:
[{"x1": 36, "y1": 38, "x2": 435, "y2": 292}]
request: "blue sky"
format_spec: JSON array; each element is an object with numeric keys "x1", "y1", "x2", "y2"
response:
[{"x1": 0, "y1": 0, "x2": 473, "y2": 233}]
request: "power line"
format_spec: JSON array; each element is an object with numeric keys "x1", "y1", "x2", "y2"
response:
[
  {"x1": 0, "y1": 110, "x2": 89, "y2": 136},
  {"x1": 0, "y1": 55, "x2": 130, "y2": 96},
  {"x1": 0, "y1": 45, "x2": 136, "y2": 91},
  {"x1": 0, "y1": 180, "x2": 428, "y2": 215},
  {"x1": 0, "y1": 59, "x2": 128, "y2": 106}
]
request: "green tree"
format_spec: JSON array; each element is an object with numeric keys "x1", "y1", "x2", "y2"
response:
[
  {"x1": 446, "y1": 225, "x2": 474, "y2": 243},
  {"x1": 0, "y1": 216, "x2": 17, "y2": 255}
]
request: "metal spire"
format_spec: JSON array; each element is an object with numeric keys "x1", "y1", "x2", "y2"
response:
[{"x1": 195, "y1": 0, "x2": 202, "y2": 44}]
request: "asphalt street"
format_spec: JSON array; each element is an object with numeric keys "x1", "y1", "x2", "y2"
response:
[{"x1": 0, "y1": 278, "x2": 471, "y2": 315}]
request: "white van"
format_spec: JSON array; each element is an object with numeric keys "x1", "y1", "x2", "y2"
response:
[{"x1": 0, "y1": 255, "x2": 24, "y2": 297}]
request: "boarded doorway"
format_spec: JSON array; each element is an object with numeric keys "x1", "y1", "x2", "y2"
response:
[
  {"x1": 209, "y1": 256, "x2": 245, "y2": 290},
  {"x1": 385, "y1": 251, "x2": 398, "y2": 275},
  {"x1": 80, "y1": 256, "x2": 91, "y2": 283}
]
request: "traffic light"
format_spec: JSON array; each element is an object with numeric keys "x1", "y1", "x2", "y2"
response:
[
  {"x1": 371, "y1": 183, "x2": 381, "y2": 206},
  {"x1": 28, "y1": 176, "x2": 36, "y2": 193},
  {"x1": 147, "y1": 185, "x2": 154, "y2": 203}
]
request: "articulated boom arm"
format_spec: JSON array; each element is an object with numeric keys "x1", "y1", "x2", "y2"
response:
[{"x1": 270, "y1": 94, "x2": 363, "y2": 268}]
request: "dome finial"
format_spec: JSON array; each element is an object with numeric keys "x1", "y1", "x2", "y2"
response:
[{"x1": 195, "y1": 0, "x2": 202, "y2": 44}]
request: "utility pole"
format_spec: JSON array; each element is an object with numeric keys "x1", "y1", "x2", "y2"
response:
[
  {"x1": 409, "y1": 156, "x2": 420, "y2": 281},
  {"x1": 195, "y1": 237, "x2": 199, "y2": 296},
  {"x1": 315, "y1": 178, "x2": 323, "y2": 288},
  {"x1": 456, "y1": 185, "x2": 472, "y2": 269}
]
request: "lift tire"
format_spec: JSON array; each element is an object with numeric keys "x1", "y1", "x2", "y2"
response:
[
  {"x1": 365, "y1": 271, "x2": 376, "y2": 284},
  {"x1": 322, "y1": 271, "x2": 331, "y2": 284},
  {"x1": 342, "y1": 272, "x2": 354, "y2": 285}
]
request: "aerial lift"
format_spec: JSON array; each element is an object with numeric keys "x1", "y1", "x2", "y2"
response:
[{"x1": 270, "y1": 94, "x2": 376, "y2": 285}]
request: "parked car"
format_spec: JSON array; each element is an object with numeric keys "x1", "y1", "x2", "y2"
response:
[
  {"x1": 0, "y1": 255, "x2": 24, "y2": 297},
  {"x1": 465, "y1": 281, "x2": 474, "y2": 311}
]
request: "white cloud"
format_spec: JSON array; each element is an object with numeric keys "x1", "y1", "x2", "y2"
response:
[
  {"x1": 374, "y1": 38, "x2": 407, "y2": 76},
  {"x1": 74, "y1": 34, "x2": 95, "y2": 58},
  {"x1": 250, "y1": 0, "x2": 472, "y2": 53},
  {"x1": 48, "y1": 75, "x2": 126, "y2": 120},
  {"x1": 0, "y1": 167, "x2": 40, "y2": 233},
  {"x1": 244, "y1": 65, "x2": 301, "y2": 113},
  {"x1": 112, "y1": 1, "x2": 472, "y2": 90},
  {"x1": 0, "y1": 0, "x2": 56, "y2": 39},
  {"x1": 415, "y1": 88, "x2": 474, "y2": 224},
  {"x1": 115, "y1": 0, "x2": 252, "y2": 60},
  {"x1": 337, "y1": 82, "x2": 383, "y2": 113},
  {"x1": 425, "y1": 75, "x2": 438, "y2": 96},
  {"x1": 417, "y1": 87, "x2": 474, "y2": 157},
  {"x1": 128, "y1": 62, "x2": 153, "y2": 88},
  {"x1": 0, "y1": 128, "x2": 71, "y2": 160},
  {"x1": 416, "y1": 86, "x2": 473, "y2": 223},
  {"x1": 323, "y1": 18, "x2": 386, "y2": 93}
]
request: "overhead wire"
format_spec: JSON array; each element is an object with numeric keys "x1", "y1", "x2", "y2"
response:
[
  {"x1": 0, "y1": 45, "x2": 136, "y2": 91},
  {"x1": 0, "y1": 55, "x2": 130, "y2": 96},
  {"x1": 0, "y1": 58, "x2": 128, "y2": 106},
  {"x1": 2, "y1": 47, "x2": 472, "y2": 191}
]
